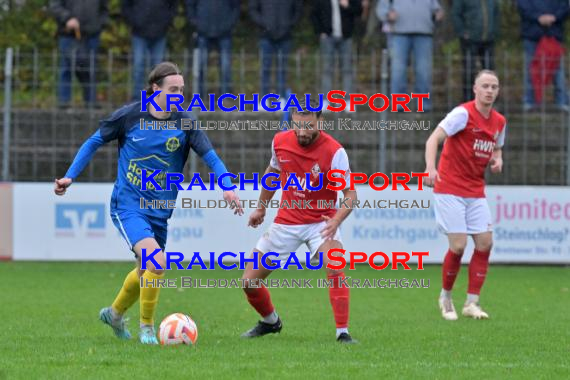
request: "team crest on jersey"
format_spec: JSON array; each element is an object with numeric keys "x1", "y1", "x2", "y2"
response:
[
  {"x1": 311, "y1": 163, "x2": 321, "y2": 178},
  {"x1": 166, "y1": 137, "x2": 180, "y2": 152}
]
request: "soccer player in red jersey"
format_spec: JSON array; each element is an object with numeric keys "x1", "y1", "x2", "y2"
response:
[
  {"x1": 240, "y1": 98, "x2": 358, "y2": 343},
  {"x1": 424, "y1": 70, "x2": 506, "y2": 320}
]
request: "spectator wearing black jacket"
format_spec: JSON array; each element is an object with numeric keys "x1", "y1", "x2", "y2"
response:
[
  {"x1": 249, "y1": 0, "x2": 302, "y2": 100},
  {"x1": 49, "y1": 0, "x2": 109, "y2": 108},
  {"x1": 312, "y1": 0, "x2": 362, "y2": 101},
  {"x1": 186, "y1": 0, "x2": 240, "y2": 96},
  {"x1": 452, "y1": 0, "x2": 500, "y2": 102},
  {"x1": 122, "y1": 0, "x2": 178, "y2": 101}
]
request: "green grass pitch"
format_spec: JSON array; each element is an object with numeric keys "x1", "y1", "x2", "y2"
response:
[{"x1": 1, "y1": 263, "x2": 569, "y2": 379}]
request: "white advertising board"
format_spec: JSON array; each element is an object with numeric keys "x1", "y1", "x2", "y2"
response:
[{"x1": 12, "y1": 183, "x2": 570, "y2": 264}]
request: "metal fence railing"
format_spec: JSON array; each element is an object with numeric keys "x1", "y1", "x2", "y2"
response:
[{"x1": 1, "y1": 47, "x2": 569, "y2": 185}]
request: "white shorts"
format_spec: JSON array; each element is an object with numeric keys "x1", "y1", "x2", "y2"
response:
[
  {"x1": 433, "y1": 194, "x2": 492, "y2": 235},
  {"x1": 255, "y1": 221, "x2": 342, "y2": 259}
]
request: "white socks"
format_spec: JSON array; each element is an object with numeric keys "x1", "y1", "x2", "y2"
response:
[
  {"x1": 336, "y1": 327, "x2": 348, "y2": 338},
  {"x1": 441, "y1": 290, "x2": 480, "y2": 304},
  {"x1": 466, "y1": 293, "x2": 480, "y2": 304},
  {"x1": 439, "y1": 289, "x2": 479, "y2": 304},
  {"x1": 263, "y1": 311, "x2": 279, "y2": 325}
]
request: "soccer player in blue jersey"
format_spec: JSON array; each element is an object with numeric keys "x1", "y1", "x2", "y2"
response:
[{"x1": 54, "y1": 62, "x2": 243, "y2": 344}]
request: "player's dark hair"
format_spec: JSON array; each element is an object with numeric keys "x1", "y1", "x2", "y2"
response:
[
  {"x1": 146, "y1": 62, "x2": 183, "y2": 94},
  {"x1": 291, "y1": 96, "x2": 323, "y2": 119}
]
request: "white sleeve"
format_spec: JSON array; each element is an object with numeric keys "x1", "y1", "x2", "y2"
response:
[
  {"x1": 497, "y1": 124, "x2": 506, "y2": 148},
  {"x1": 439, "y1": 106, "x2": 468, "y2": 136},
  {"x1": 269, "y1": 139, "x2": 281, "y2": 170},
  {"x1": 331, "y1": 148, "x2": 351, "y2": 190}
]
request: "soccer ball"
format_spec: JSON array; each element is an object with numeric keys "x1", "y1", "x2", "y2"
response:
[{"x1": 159, "y1": 313, "x2": 198, "y2": 346}]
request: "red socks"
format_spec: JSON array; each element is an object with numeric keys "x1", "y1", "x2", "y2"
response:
[
  {"x1": 468, "y1": 249, "x2": 491, "y2": 295},
  {"x1": 328, "y1": 272, "x2": 349, "y2": 328},
  {"x1": 442, "y1": 248, "x2": 491, "y2": 295},
  {"x1": 245, "y1": 275, "x2": 350, "y2": 329},
  {"x1": 442, "y1": 249, "x2": 462, "y2": 291},
  {"x1": 244, "y1": 285, "x2": 275, "y2": 317}
]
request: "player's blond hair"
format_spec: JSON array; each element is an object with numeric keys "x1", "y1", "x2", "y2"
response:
[{"x1": 474, "y1": 69, "x2": 499, "y2": 84}]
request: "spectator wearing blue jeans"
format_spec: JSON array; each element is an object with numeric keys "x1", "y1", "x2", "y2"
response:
[
  {"x1": 57, "y1": 34, "x2": 100, "y2": 106},
  {"x1": 122, "y1": 0, "x2": 177, "y2": 101},
  {"x1": 378, "y1": 0, "x2": 443, "y2": 112},
  {"x1": 186, "y1": 0, "x2": 240, "y2": 97},
  {"x1": 249, "y1": 0, "x2": 301, "y2": 99},
  {"x1": 49, "y1": 0, "x2": 108, "y2": 108},
  {"x1": 258, "y1": 38, "x2": 292, "y2": 98},
  {"x1": 517, "y1": 0, "x2": 569, "y2": 111},
  {"x1": 312, "y1": 0, "x2": 362, "y2": 100},
  {"x1": 320, "y1": 36, "x2": 353, "y2": 95}
]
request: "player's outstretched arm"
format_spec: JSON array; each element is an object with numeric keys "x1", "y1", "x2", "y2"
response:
[
  {"x1": 321, "y1": 188, "x2": 357, "y2": 240},
  {"x1": 424, "y1": 126, "x2": 448, "y2": 187},
  {"x1": 54, "y1": 130, "x2": 106, "y2": 195},
  {"x1": 248, "y1": 165, "x2": 280, "y2": 228},
  {"x1": 490, "y1": 147, "x2": 503, "y2": 174}
]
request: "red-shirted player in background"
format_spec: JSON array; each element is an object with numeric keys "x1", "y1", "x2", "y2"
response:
[
  {"x1": 424, "y1": 70, "x2": 506, "y2": 321},
  {"x1": 240, "y1": 98, "x2": 358, "y2": 343}
]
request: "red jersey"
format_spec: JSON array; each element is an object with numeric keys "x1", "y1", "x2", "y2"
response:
[
  {"x1": 434, "y1": 101, "x2": 507, "y2": 198},
  {"x1": 271, "y1": 130, "x2": 350, "y2": 225}
]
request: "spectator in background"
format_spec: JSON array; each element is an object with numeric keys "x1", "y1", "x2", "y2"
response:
[
  {"x1": 377, "y1": 0, "x2": 443, "y2": 112},
  {"x1": 122, "y1": 0, "x2": 178, "y2": 101},
  {"x1": 517, "y1": 0, "x2": 569, "y2": 111},
  {"x1": 186, "y1": 0, "x2": 240, "y2": 97},
  {"x1": 373, "y1": 0, "x2": 392, "y2": 50},
  {"x1": 452, "y1": 0, "x2": 500, "y2": 102},
  {"x1": 49, "y1": 0, "x2": 108, "y2": 109},
  {"x1": 312, "y1": 0, "x2": 362, "y2": 106},
  {"x1": 353, "y1": 0, "x2": 370, "y2": 53},
  {"x1": 249, "y1": 0, "x2": 302, "y2": 102},
  {"x1": 362, "y1": 0, "x2": 383, "y2": 48}
]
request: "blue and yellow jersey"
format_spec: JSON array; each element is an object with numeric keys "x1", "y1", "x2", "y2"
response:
[{"x1": 64, "y1": 102, "x2": 230, "y2": 220}]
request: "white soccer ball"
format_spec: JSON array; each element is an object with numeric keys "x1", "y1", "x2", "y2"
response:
[{"x1": 159, "y1": 313, "x2": 198, "y2": 346}]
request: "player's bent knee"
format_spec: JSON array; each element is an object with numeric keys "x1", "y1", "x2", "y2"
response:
[
  {"x1": 476, "y1": 240, "x2": 493, "y2": 252},
  {"x1": 242, "y1": 279, "x2": 263, "y2": 293},
  {"x1": 447, "y1": 234, "x2": 467, "y2": 254},
  {"x1": 449, "y1": 244, "x2": 466, "y2": 255},
  {"x1": 146, "y1": 257, "x2": 166, "y2": 274}
]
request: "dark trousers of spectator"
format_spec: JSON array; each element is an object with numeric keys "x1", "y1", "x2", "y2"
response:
[
  {"x1": 197, "y1": 35, "x2": 232, "y2": 97},
  {"x1": 57, "y1": 35, "x2": 100, "y2": 106},
  {"x1": 460, "y1": 39, "x2": 495, "y2": 102},
  {"x1": 131, "y1": 35, "x2": 167, "y2": 101},
  {"x1": 320, "y1": 35, "x2": 353, "y2": 95},
  {"x1": 259, "y1": 37, "x2": 291, "y2": 98}
]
